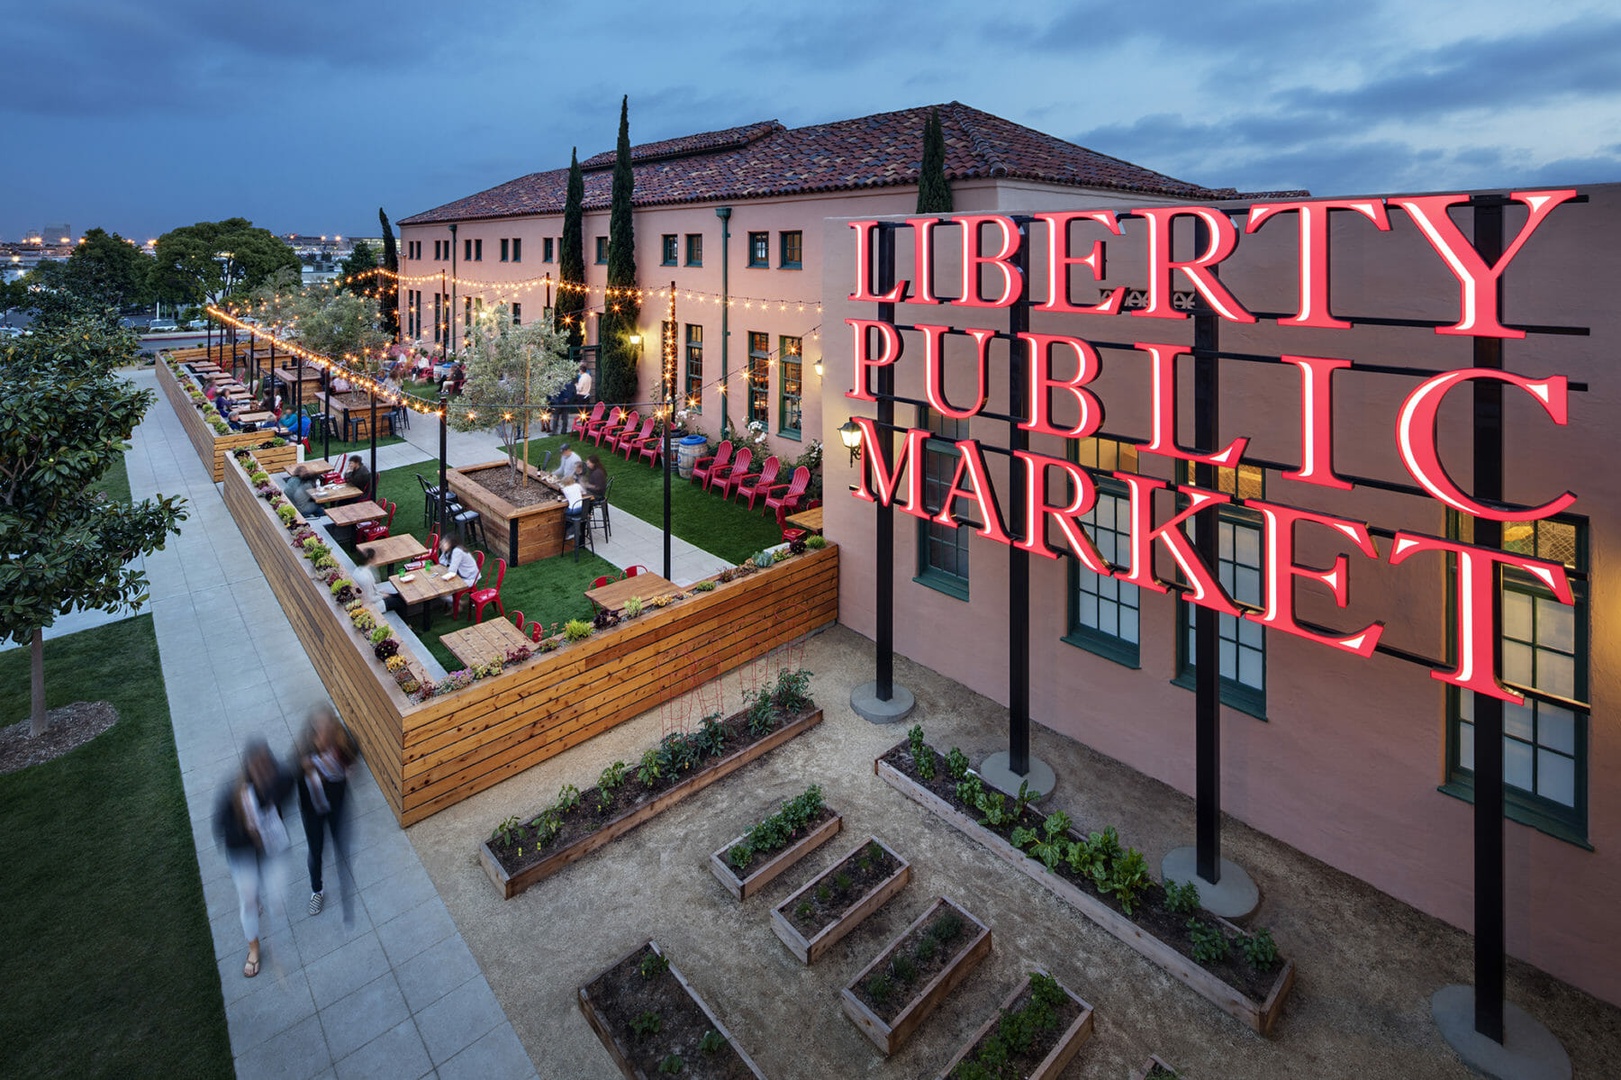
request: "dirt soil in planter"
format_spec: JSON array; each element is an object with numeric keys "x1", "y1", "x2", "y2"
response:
[
  {"x1": 851, "y1": 904, "x2": 977, "y2": 1023},
  {"x1": 407, "y1": 625, "x2": 1621, "y2": 1080},
  {"x1": 462, "y1": 465, "x2": 563, "y2": 509},
  {"x1": 786, "y1": 839, "x2": 902, "y2": 937},
  {"x1": 721, "y1": 804, "x2": 836, "y2": 873},
  {"x1": 955, "y1": 978, "x2": 1083, "y2": 1078},
  {"x1": 880, "y1": 744, "x2": 1281, "y2": 1003},
  {"x1": 586, "y1": 944, "x2": 756, "y2": 1079}
]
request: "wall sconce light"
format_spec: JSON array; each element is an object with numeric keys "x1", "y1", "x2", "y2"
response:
[
  {"x1": 812, "y1": 357, "x2": 824, "y2": 378},
  {"x1": 839, "y1": 418, "x2": 863, "y2": 465}
]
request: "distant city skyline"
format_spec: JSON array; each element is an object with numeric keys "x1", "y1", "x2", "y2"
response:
[{"x1": 5, "y1": 0, "x2": 1618, "y2": 241}]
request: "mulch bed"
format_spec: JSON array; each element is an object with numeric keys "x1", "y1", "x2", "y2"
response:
[
  {"x1": 461, "y1": 465, "x2": 563, "y2": 509},
  {"x1": 586, "y1": 943, "x2": 756, "y2": 1079},
  {"x1": 849, "y1": 903, "x2": 977, "y2": 1023},
  {"x1": 0, "y1": 702, "x2": 120, "y2": 775},
  {"x1": 785, "y1": 839, "x2": 902, "y2": 937},
  {"x1": 880, "y1": 743, "x2": 1281, "y2": 1003}
]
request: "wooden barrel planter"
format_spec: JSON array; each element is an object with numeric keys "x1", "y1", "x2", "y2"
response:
[
  {"x1": 840, "y1": 896, "x2": 993, "y2": 1056},
  {"x1": 771, "y1": 837, "x2": 911, "y2": 965},
  {"x1": 446, "y1": 460, "x2": 569, "y2": 565},
  {"x1": 933, "y1": 969, "x2": 1095, "y2": 1080}
]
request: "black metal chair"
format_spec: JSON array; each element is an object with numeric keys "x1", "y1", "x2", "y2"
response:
[
  {"x1": 566, "y1": 501, "x2": 593, "y2": 561},
  {"x1": 454, "y1": 508, "x2": 485, "y2": 550},
  {"x1": 588, "y1": 476, "x2": 614, "y2": 543}
]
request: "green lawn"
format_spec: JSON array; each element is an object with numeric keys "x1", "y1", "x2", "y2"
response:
[
  {"x1": 89, "y1": 450, "x2": 131, "y2": 503},
  {"x1": 368, "y1": 464, "x2": 620, "y2": 670},
  {"x1": 0, "y1": 616, "x2": 233, "y2": 1079},
  {"x1": 513, "y1": 432, "x2": 788, "y2": 564}
]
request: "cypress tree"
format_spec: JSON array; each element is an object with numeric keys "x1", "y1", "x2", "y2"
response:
[
  {"x1": 378, "y1": 207, "x2": 400, "y2": 337},
  {"x1": 916, "y1": 108, "x2": 953, "y2": 214},
  {"x1": 598, "y1": 95, "x2": 641, "y2": 405},
  {"x1": 557, "y1": 148, "x2": 587, "y2": 349}
]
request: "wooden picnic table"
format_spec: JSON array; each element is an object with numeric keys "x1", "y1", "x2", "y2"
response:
[
  {"x1": 310, "y1": 482, "x2": 362, "y2": 505},
  {"x1": 234, "y1": 411, "x2": 274, "y2": 424},
  {"x1": 785, "y1": 507, "x2": 824, "y2": 534},
  {"x1": 286, "y1": 459, "x2": 333, "y2": 479},
  {"x1": 325, "y1": 500, "x2": 385, "y2": 527},
  {"x1": 390, "y1": 567, "x2": 467, "y2": 630},
  {"x1": 441, "y1": 618, "x2": 531, "y2": 669},
  {"x1": 272, "y1": 367, "x2": 324, "y2": 390},
  {"x1": 356, "y1": 534, "x2": 430, "y2": 572},
  {"x1": 585, "y1": 572, "x2": 683, "y2": 612}
]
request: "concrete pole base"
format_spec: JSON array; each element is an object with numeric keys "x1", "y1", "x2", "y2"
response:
[
  {"x1": 850, "y1": 681, "x2": 916, "y2": 724},
  {"x1": 1160, "y1": 846, "x2": 1260, "y2": 920},
  {"x1": 978, "y1": 751, "x2": 1055, "y2": 799},
  {"x1": 1431, "y1": 986, "x2": 1571, "y2": 1080}
]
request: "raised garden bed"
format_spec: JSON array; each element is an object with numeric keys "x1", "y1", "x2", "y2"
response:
[
  {"x1": 771, "y1": 837, "x2": 911, "y2": 965},
  {"x1": 876, "y1": 738, "x2": 1295, "y2": 1035},
  {"x1": 708, "y1": 786, "x2": 842, "y2": 901},
  {"x1": 1130, "y1": 1055, "x2": 1182, "y2": 1079},
  {"x1": 934, "y1": 970, "x2": 1094, "y2": 1080},
  {"x1": 480, "y1": 671, "x2": 823, "y2": 899},
  {"x1": 841, "y1": 896, "x2": 993, "y2": 1056},
  {"x1": 447, "y1": 459, "x2": 567, "y2": 565},
  {"x1": 578, "y1": 940, "x2": 766, "y2": 1079},
  {"x1": 156, "y1": 357, "x2": 297, "y2": 479}
]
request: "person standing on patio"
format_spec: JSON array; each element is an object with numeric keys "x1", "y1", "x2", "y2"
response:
[
  {"x1": 214, "y1": 739, "x2": 294, "y2": 979},
  {"x1": 296, "y1": 705, "x2": 358, "y2": 922},
  {"x1": 574, "y1": 363, "x2": 592, "y2": 402}
]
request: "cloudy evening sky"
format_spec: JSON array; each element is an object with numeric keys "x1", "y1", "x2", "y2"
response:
[{"x1": 4, "y1": 0, "x2": 1619, "y2": 241}]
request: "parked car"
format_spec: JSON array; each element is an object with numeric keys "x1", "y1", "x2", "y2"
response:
[
  {"x1": 148, "y1": 321, "x2": 178, "y2": 332},
  {"x1": 0, "y1": 326, "x2": 25, "y2": 338}
]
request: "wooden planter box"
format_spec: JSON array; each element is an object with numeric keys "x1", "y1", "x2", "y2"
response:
[
  {"x1": 1130, "y1": 1054, "x2": 1181, "y2": 1080},
  {"x1": 446, "y1": 460, "x2": 568, "y2": 565},
  {"x1": 771, "y1": 837, "x2": 911, "y2": 965},
  {"x1": 709, "y1": 811, "x2": 843, "y2": 901},
  {"x1": 840, "y1": 896, "x2": 993, "y2": 1056},
  {"x1": 577, "y1": 940, "x2": 767, "y2": 1080},
  {"x1": 157, "y1": 359, "x2": 298, "y2": 480},
  {"x1": 875, "y1": 756, "x2": 1295, "y2": 1036},
  {"x1": 478, "y1": 709, "x2": 824, "y2": 900},
  {"x1": 933, "y1": 970, "x2": 1095, "y2": 1080}
]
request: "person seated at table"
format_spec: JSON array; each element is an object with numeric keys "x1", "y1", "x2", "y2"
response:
[
  {"x1": 282, "y1": 474, "x2": 319, "y2": 519},
  {"x1": 204, "y1": 383, "x2": 219, "y2": 402},
  {"x1": 353, "y1": 565, "x2": 404, "y2": 614},
  {"x1": 446, "y1": 363, "x2": 466, "y2": 397},
  {"x1": 583, "y1": 454, "x2": 608, "y2": 502},
  {"x1": 554, "y1": 443, "x2": 582, "y2": 483},
  {"x1": 561, "y1": 465, "x2": 588, "y2": 539},
  {"x1": 435, "y1": 535, "x2": 480, "y2": 608},
  {"x1": 343, "y1": 458, "x2": 372, "y2": 502},
  {"x1": 278, "y1": 410, "x2": 312, "y2": 439},
  {"x1": 331, "y1": 374, "x2": 351, "y2": 394}
]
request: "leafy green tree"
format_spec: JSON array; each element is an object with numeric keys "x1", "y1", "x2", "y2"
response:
[
  {"x1": 149, "y1": 218, "x2": 300, "y2": 307},
  {"x1": 917, "y1": 108, "x2": 953, "y2": 214},
  {"x1": 0, "y1": 316, "x2": 187, "y2": 735},
  {"x1": 290, "y1": 283, "x2": 389, "y2": 370},
  {"x1": 246, "y1": 267, "x2": 303, "y2": 331},
  {"x1": 64, "y1": 228, "x2": 153, "y2": 311},
  {"x1": 597, "y1": 96, "x2": 641, "y2": 405},
  {"x1": 378, "y1": 208, "x2": 401, "y2": 338},
  {"x1": 338, "y1": 240, "x2": 378, "y2": 295},
  {"x1": 447, "y1": 307, "x2": 574, "y2": 482},
  {"x1": 556, "y1": 148, "x2": 586, "y2": 349}
]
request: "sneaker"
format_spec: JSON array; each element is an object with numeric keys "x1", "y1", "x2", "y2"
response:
[{"x1": 308, "y1": 891, "x2": 324, "y2": 915}]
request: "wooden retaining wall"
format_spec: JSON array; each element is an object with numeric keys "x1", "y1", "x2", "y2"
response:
[
  {"x1": 157, "y1": 359, "x2": 299, "y2": 480},
  {"x1": 446, "y1": 461, "x2": 567, "y2": 565},
  {"x1": 220, "y1": 447, "x2": 840, "y2": 825}
]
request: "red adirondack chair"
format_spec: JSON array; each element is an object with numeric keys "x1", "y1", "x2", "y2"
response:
[
  {"x1": 468, "y1": 558, "x2": 507, "y2": 623},
  {"x1": 719, "y1": 449, "x2": 763, "y2": 501},
  {"x1": 592, "y1": 408, "x2": 634, "y2": 448},
  {"x1": 707, "y1": 447, "x2": 750, "y2": 494},
  {"x1": 636, "y1": 424, "x2": 666, "y2": 467},
  {"x1": 690, "y1": 440, "x2": 730, "y2": 486},
  {"x1": 765, "y1": 466, "x2": 811, "y2": 527},
  {"x1": 615, "y1": 416, "x2": 655, "y2": 459},
  {"x1": 577, "y1": 402, "x2": 609, "y2": 442},
  {"x1": 731, "y1": 455, "x2": 780, "y2": 509}
]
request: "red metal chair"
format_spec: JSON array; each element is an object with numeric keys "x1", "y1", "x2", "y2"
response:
[
  {"x1": 591, "y1": 575, "x2": 614, "y2": 589},
  {"x1": 578, "y1": 402, "x2": 609, "y2": 442},
  {"x1": 450, "y1": 550, "x2": 486, "y2": 618},
  {"x1": 612, "y1": 415, "x2": 651, "y2": 459},
  {"x1": 468, "y1": 558, "x2": 507, "y2": 623},
  {"x1": 691, "y1": 440, "x2": 731, "y2": 487},
  {"x1": 707, "y1": 447, "x2": 750, "y2": 495},
  {"x1": 406, "y1": 531, "x2": 439, "y2": 572},
  {"x1": 729, "y1": 454, "x2": 778, "y2": 507},
  {"x1": 531, "y1": 622, "x2": 545, "y2": 643},
  {"x1": 355, "y1": 500, "x2": 396, "y2": 543},
  {"x1": 636, "y1": 423, "x2": 666, "y2": 467},
  {"x1": 625, "y1": 565, "x2": 649, "y2": 577},
  {"x1": 765, "y1": 466, "x2": 811, "y2": 527},
  {"x1": 512, "y1": 611, "x2": 525, "y2": 632},
  {"x1": 320, "y1": 453, "x2": 349, "y2": 485}
]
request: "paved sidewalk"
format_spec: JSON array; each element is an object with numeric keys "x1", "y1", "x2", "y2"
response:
[{"x1": 124, "y1": 371, "x2": 537, "y2": 1080}]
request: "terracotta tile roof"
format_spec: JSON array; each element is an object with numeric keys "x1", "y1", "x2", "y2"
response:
[{"x1": 399, "y1": 102, "x2": 1246, "y2": 225}]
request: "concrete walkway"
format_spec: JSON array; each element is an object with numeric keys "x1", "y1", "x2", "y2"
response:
[{"x1": 123, "y1": 371, "x2": 538, "y2": 1080}]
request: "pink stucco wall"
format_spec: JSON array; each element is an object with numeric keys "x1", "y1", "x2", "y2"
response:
[{"x1": 821, "y1": 184, "x2": 1621, "y2": 1007}]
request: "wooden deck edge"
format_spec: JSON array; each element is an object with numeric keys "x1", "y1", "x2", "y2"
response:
[
  {"x1": 874, "y1": 756, "x2": 1293, "y2": 1036},
  {"x1": 478, "y1": 709, "x2": 824, "y2": 899},
  {"x1": 708, "y1": 812, "x2": 843, "y2": 901}
]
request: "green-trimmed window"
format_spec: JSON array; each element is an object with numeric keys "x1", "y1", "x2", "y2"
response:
[
  {"x1": 684, "y1": 324, "x2": 703, "y2": 410},
  {"x1": 685, "y1": 233, "x2": 703, "y2": 267},
  {"x1": 661, "y1": 234, "x2": 678, "y2": 266},
  {"x1": 1175, "y1": 462, "x2": 1266, "y2": 717},
  {"x1": 746, "y1": 332, "x2": 770, "y2": 424},
  {"x1": 1445, "y1": 514, "x2": 1589, "y2": 845},
  {"x1": 1064, "y1": 438, "x2": 1141, "y2": 667},
  {"x1": 780, "y1": 230, "x2": 803, "y2": 269},
  {"x1": 914, "y1": 407, "x2": 970, "y2": 600},
  {"x1": 595, "y1": 236, "x2": 608, "y2": 264},
  {"x1": 778, "y1": 336, "x2": 802, "y2": 438},
  {"x1": 748, "y1": 231, "x2": 769, "y2": 267}
]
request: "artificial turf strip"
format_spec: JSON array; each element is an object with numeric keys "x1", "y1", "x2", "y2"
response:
[
  {"x1": 513, "y1": 432, "x2": 787, "y2": 564},
  {"x1": 88, "y1": 449, "x2": 131, "y2": 503},
  {"x1": 0, "y1": 615, "x2": 233, "y2": 1080},
  {"x1": 369, "y1": 463, "x2": 621, "y2": 670}
]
